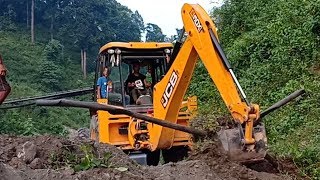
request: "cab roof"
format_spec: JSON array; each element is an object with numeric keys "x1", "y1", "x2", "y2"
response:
[{"x1": 99, "y1": 42, "x2": 173, "y2": 53}]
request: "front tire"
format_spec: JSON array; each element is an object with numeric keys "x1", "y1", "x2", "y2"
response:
[
  {"x1": 162, "y1": 146, "x2": 189, "y2": 163},
  {"x1": 146, "y1": 150, "x2": 160, "y2": 166}
]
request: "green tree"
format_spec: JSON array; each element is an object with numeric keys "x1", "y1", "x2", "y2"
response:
[
  {"x1": 145, "y1": 23, "x2": 166, "y2": 42},
  {"x1": 35, "y1": 39, "x2": 64, "y2": 91},
  {"x1": 198, "y1": 0, "x2": 320, "y2": 178},
  {"x1": 37, "y1": 60, "x2": 62, "y2": 91},
  {"x1": 131, "y1": 10, "x2": 145, "y2": 37},
  {"x1": 165, "y1": 28, "x2": 183, "y2": 42},
  {"x1": 43, "y1": 39, "x2": 64, "y2": 63},
  {"x1": 40, "y1": 0, "x2": 61, "y2": 39}
]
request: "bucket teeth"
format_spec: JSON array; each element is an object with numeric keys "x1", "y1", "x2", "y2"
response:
[{"x1": 217, "y1": 123, "x2": 267, "y2": 163}]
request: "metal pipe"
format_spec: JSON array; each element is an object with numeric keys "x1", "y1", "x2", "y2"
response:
[
  {"x1": 254, "y1": 89, "x2": 305, "y2": 125},
  {"x1": 36, "y1": 99, "x2": 207, "y2": 136},
  {"x1": 2, "y1": 87, "x2": 93, "y2": 104}
]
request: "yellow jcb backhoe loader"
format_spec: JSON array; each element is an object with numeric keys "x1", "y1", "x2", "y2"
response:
[
  {"x1": 89, "y1": 3, "x2": 267, "y2": 165},
  {"x1": 37, "y1": 3, "x2": 304, "y2": 166}
]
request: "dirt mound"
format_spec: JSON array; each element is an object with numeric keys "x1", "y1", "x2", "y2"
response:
[
  {"x1": 0, "y1": 135, "x2": 153, "y2": 180},
  {"x1": 0, "y1": 135, "x2": 66, "y2": 169},
  {"x1": 147, "y1": 139, "x2": 293, "y2": 180},
  {"x1": 148, "y1": 160, "x2": 222, "y2": 180},
  {"x1": 189, "y1": 115, "x2": 302, "y2": 179},
  {"x1": 0, "y1": 135, "x2": 298, "y2": 180},
  {"x1": 188, "y1": 139, "x2": 291, "y2": 180}
]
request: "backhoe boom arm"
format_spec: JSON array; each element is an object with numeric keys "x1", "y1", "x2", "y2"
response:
[{"x1": 151, "y1": 4, "x2": 260, "y2": 150}]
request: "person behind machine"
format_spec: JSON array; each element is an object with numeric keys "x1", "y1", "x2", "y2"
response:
[
  {"x1": 145, "y1": 65, "x2": 153, "y2": 96},
  {"x1": 125, "y1": 63, "x2": 147, "y2": 104},
  {"x1": 97, "y1": 67, "x2": 112, "y2": 99},
  {"x1": 0, "y1": 54, "x2": 11, "y2": 105}
]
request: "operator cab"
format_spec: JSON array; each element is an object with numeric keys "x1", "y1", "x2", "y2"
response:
[{"x1": 95, "y1": 42, "x2": 173, "y2": 108}]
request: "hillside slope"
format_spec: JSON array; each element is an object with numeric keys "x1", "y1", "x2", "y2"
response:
[
  {"x1": 187, "y1": 0, "x2": 320, "y2": 178},
  {"x1": 0, "y1": 30, "x2": 92, "y2": 136}
]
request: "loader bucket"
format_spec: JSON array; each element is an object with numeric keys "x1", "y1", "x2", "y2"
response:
[{"x1": 217, "y1": 123, "x2": 267, "y2": 164}]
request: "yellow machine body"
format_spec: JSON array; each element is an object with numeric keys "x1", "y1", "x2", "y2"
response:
[{"x1": 91, "y1": 3, "x2": 267, "y2": 165}]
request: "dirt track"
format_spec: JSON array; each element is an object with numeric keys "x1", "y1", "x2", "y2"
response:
[{"x1": 0, "y1": 135, "x2": 297, "y2": 180}]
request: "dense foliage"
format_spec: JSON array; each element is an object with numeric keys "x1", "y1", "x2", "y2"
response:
[
  {"x1": 145, "y1": 23, "x2": 166, "y2": 42},
  {"x1": 0, "y1": 0, "x2": 148, "y2": 136},
  {"x1": 0, "y1": 0, "x2": 144, "y2": 44},
  {"x1": 188, "y1": 0, "x2": 320, "y2": 178},
  {"x1": 1, "y1": 0, "x2": 319, "y2": 178}
]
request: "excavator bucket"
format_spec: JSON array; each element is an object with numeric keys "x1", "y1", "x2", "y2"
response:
[{"x1": 217, "y1": 123, "x2": 267, "y2": 164}]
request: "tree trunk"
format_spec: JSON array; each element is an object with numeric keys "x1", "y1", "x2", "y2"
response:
[
  {"x1": 50, "y1": 16, "x2": 53, "y2": 40},
  {"x1": 31, "y1": 0, "x2": 35, "y2": 44},
  {"x1": 81, "y1": 49, "x2": 84, "y2": 73},
  {"x1": 80, "y1": 49, "x2": 83, "y2": 72},
  {"x1": 26, "y1": 0, "x2": 29, "y2": 28},
  {"x1": 83, "y1": 49, "x2": 87, "y2": 79}
]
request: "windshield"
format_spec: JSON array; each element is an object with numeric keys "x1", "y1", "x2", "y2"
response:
[{"x1": 96, "y1": 48, "x2": 171, "y2": 107}]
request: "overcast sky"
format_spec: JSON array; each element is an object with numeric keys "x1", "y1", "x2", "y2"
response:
[{"x1": 116, "y1": 0, "x2": 222, "y2": 37}]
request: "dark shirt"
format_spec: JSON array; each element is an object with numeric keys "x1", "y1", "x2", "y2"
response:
[{"x1": 125, "y1": 73, "x2": 146, "y2": 92}]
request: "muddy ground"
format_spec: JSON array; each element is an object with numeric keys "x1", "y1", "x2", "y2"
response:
[{"x1": 0, "y1": 134, "x2": 304, "y2": 180}]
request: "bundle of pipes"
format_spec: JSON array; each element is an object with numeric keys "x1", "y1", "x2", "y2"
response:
[{"x1": 36, "y1": 89, "x2": 305, "y2": 136}]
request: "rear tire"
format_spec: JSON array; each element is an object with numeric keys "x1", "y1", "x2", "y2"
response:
[
  {"x1": 146, "y1": 150, "x2": 160, "y2": 166},
  {"x1": 162, "y1": 146, "x2": 189, "y2": 163}
]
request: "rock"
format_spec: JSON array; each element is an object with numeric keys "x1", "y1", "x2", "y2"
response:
[
  {"x1": 9, "y1": 157, "x2": 25, "y2": 168},
  {"x1": 17, "y1": 141, "x2": 37, "y2": 164},
  {"x1": 115, "y1": 175, "x2": 121, "y2": 180},
  {"x1": 0, "y1": 163, "x2": 24, "y2": 180},
  {"x1": 29, "y1": 158, "x2": 42, "y2": 169},
  {"x1": 103, "y1": 173, "x2": 111, "y2": 179},
  {"x1": 76, "y1": 173, "x2": 83, "y2": 179},
  {"x1": 63, "y1": 167, "x2": 75, "y2": 176},
  {"x1": 77, "y1": 128, "x2": 90, "y2": 139}
]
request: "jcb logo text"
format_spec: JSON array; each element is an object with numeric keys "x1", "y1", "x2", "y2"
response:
[
  {"x1": 190, "y1": 9, "x2": 203, "y2": 32},
  {"x1": 161, "y1": 71, "x2": 178, "y2": 108}
]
